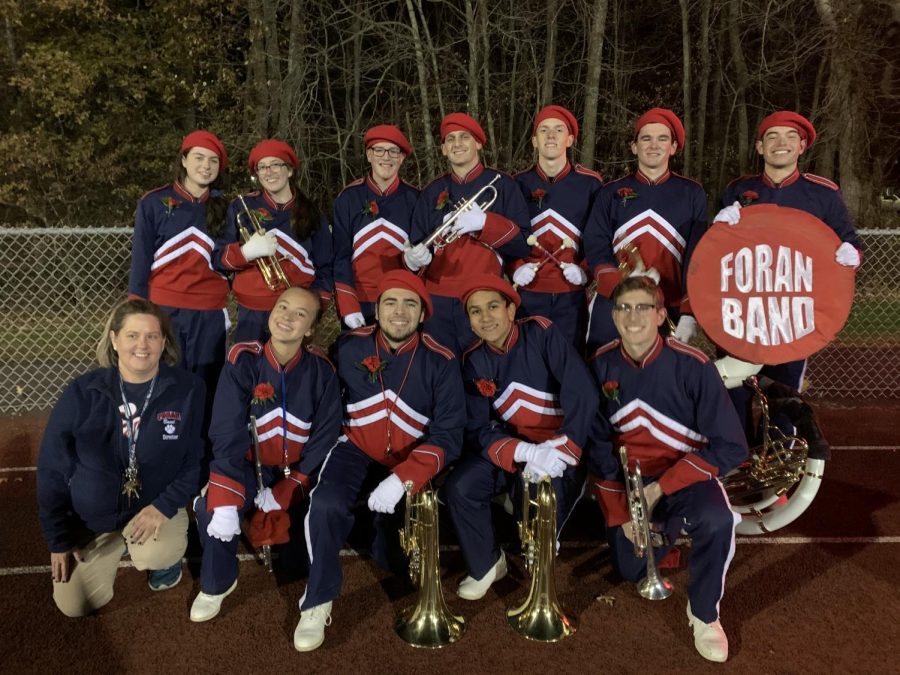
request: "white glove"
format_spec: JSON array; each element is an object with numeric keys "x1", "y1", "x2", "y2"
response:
[
  {"x1": 240, "y1": 230, "x2": 278, "y2": 261},
  {"x1": 714, "y1": 356, "x2": 763, "y2": 389},
  {"x1": 451, "y1": 203, "x2": 486, "y2": 236},
  {"x1": 673, "y1": 315, "x2": 697, "y2": 343},
  {"x1": 207, "y1": 505, "x2": 241, "y2": 542},
  {"x1": 514, "y1": 437, "x2": 577, "y2": 481},
  {"x1": 835, "y1": 242, "x2": 860, "y2": 268},
  {"x1": 627, "y1": 265, "x2": 660, "y2": 284},
  {"x1": 562, "y1": 263, "x2": 588, "y2": 286},
  {"x1": 367, "y1": 473, "x2": 406, "y2": 514},
  {"x1": 404, "y1": 243, "x2": 433, "y2": 271},
  {"x1": 714, "y1": 201, "x2": 742, "y2": 226},
  {"x1": 512, "y1": 263, "x2": 538, "y2": 287},
  {"x1": 343, "y1": 312, "x2": 366, "y2": 329},
  {"x1": 253, "y1": 487, "x2": 281, "y2": 513}
]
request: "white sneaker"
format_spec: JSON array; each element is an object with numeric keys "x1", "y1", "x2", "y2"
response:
[
  {"x1": 189, "y1": 580, "x2": 237, "y2": 623},
  {"x1": 457, "y1": 550, "x2": 508, "y2": 600},
  {"x1": 687, "y1": 602, "x2": 729, "y2": 662},
  {"x1": 293, "y1": 601, "x2": 333, "y2": 652}
]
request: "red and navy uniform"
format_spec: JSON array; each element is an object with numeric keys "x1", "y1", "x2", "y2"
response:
[
  {"x1": 195, "y1": 340, "x2": 342, "y2": 595},
  {"x1": 129, "y1": 183, "x2": 230, "y2": 390},
  {"x1": 333, "y1": 174, "x2": 419, "y2": 323},
  {"x1": 584, "y1": 170, "x2": 707, "y2": 352},
  {"x1": 217, "y1": 190, "x2": 334, "y2": 343},
  {"x1": 587, "y1": 335, "x2": 747, "y2": 623},
  {"x1": 722, "y1": 169, "x2": 863, "y2": 392},
  {"x1": 445, "y1": 317, "x2": 598, "y2": 580},
  {"x1": 513, "y1": 162, "x2": 603, "y2": 349},
  {"x1": 408, "y1": 164, "x2": 531, "y2": 355},
  {"x1": 38, "y1": 365, "x2": 205, "y2": 553},
  {"x1": 300, "y1": 326, "x2": 465, "y2": 610}
]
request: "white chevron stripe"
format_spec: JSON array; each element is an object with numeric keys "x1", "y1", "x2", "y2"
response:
[
  {"x1": 494, "y1": 381, "x2": 557, "y2": 408},
  {"x1": 345, "y1": 389, "x2": 430, "y2": 426},
  {"x1": 151, "y1": 241, "x2": 214, "y2": 271},
  {"x1": 611, "y1": 399, "x2": 706, "y2": 443},
  {"x1": 353, "y1": 230, "x2": 408, "y2": 260},
  {"x1": 255, "y1": 407, "x2": 312, "y2": 430},
  {"x1": 155, "y1": 226, "x2": 214, "y2": 256},
  {"x1": 530, "y1": 208, "x2": 582, "y2": 240}
]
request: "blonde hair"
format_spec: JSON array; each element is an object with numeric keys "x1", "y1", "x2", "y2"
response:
[{"x1": 96, "y1": 299, "x2": 180, "y2": 368}]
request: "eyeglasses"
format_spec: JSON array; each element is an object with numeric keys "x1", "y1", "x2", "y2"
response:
[
  {"x1": 613, "y1": 303, "x2": 658, "y2": 315},
  {"x1": 256, "y1": 162, "x2": 288, "y2": 174},
  {"x1": 369, "y1": 146, "x2": 403, "y2": 158}
]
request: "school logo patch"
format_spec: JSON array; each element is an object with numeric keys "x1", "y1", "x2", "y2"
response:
[{"x1": 157, "y1": 411, "x2": 182, "y2": 440}]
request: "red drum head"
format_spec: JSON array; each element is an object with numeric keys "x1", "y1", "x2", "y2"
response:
[{"x1": 687, "y1": 204, "x2": 855, "y2": 365}]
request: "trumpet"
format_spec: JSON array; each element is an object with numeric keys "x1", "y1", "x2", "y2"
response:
[
  {"x1": 248, "y1": 415, "x2": 273, "y2": 572},
  {"x1": 236, "y1": 194, "x2": 292, "y2": 292},
  {"x1": 618, "y1": 445, "x2": 673, "y2": 600},
  {"x1": 506, "y1": 473, "x2": 576, "y2": 642},
  {"x1": 418, "y1": 174, "x2": 501, "y2": 250},
  {"x1": 396, "y1": 481, "x2": 465, "y2": 648}
]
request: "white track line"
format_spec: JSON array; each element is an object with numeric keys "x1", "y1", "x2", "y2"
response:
[{"x1": 5, "y1": 537, "x2": 900, "y2": 577}]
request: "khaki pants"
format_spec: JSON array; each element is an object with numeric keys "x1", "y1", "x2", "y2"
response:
[{"x1": 52, "y1": 508, "x2": 189, "y2": 618}]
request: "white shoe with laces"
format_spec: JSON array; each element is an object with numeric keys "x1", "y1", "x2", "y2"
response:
[
  {"x1": 457, "y1": 550, "x2": 508, "y2": 600},
  {"x1": 294, "y1": 601, "x2": 333, "y2": 652},
  {"x1": 687, "y1": 602, "x2": 729, "y2": 662},
  {"x1": 189, "y1": 580, "x2": 237, "y2": 622}
]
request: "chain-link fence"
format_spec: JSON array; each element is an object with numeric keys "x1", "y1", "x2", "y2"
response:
[{"x1": 1, "y1": 227, "x2": 898, "y2": 414}]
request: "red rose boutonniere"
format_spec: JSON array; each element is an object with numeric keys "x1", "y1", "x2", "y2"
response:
[
  {"x1": 254, "y1": 208, "x2": 273, "y2": 222},
  {"x1": 356, "y1": 355, "x2": 387, "y2": 383},
  {"x1": 740, "y1": 190, "x2": 759, "y2": 207},
  {"x1": 435, "y1": 189, "x2": 450, "y2": 211},
  {"x1": 531, "y1": 188, "x2": 547, "y2": 208},
  {"x1": 252, "y1": 382, "x2": 276, "y2": 406},
  {"x1": 161, "y1": 196, "x2": 179, "y2": 216},
  {"x1": 616, "y1": 188, "x2": 637, "y2": 207},
  {"x1": 362, "y1": 200, "x2": 379, "y2": 219},
  {"x1": 475, "y1": 378, "x2": 497, "y2": 397},
  {"x1": 602, "y1": 380, "x2": 620, "y2": 402}
]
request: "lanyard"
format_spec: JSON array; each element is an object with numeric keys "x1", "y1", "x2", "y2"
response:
[
  {"x1": 375, "y1": 335, "x2": 418, "y2": 456},
  {"x1": 117, "y1": 373, "x2": 157, "y2": 502}
]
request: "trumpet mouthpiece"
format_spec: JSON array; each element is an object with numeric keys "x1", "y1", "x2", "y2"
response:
[{"x1": 527, "y1": 235, "x2": 537, "y2": 246}]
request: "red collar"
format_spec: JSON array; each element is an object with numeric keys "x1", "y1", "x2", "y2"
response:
[
  {"x1": 762, "y1": 168, "x2": 800, "y2": 189},
  {"x1": 262, "y1": 189, "x2": 295, "y2": 212},
  {"x1": 486, "y1": 322, "x2": 520, "y2": 355},
  {"x1": 535, "y1": 161, "x2": 572, "y2": 183},
  {"x1": 376, "y1": 329, "x2": 420, "y2": 356},
  {"x1": 450, "y1": 163, "x2": 485, "y2": 185},
  {"x1": 264, "y1": 341, "x2": 303, "y2": 372},
  {"x1": 366, "y1": 174, "x2": 400, "y2": 197},
  {"x1": 173, "y1": 181, "x2": 209, "y2": 204},
  {"x1": 619, "y1": 334, "x2": 663, "y2": 368},
  {"x1": 635, "y1": 169, "x2": 671, "y2": 186}
]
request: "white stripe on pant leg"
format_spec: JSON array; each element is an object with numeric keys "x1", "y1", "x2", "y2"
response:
[
  {"x1": 299, "y1": 439, "x2": 341, "y2": 609},
  {"x1": 714, "y1": 478, "x2": 741, "y2": 620}
]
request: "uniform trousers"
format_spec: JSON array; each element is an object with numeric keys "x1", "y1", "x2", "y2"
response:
[
  {"x1": 423, "y1": 295, "x2": 478, "y2": 357},
  {"x1": 52, "y1": 508, "x2": 188, "y2": 617},
  {"x1": 517, "y1": 289, "x2": 587, "y2": 352},
  {"x1": 445, "y1": 453, "x2": 585, "y2": 580},
  {"x1": 233, "y1": 306, "x2": 270, "y2": 345},
  {"x1": 606, "y1": 478, "x2": 739, "y2": 623}
]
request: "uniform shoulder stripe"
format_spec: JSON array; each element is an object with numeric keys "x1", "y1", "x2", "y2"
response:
[
  {"x1": 335, "y1": 177, "x2": 366, "y2": 199},
  {"x1": 400, "y1": 179, "x2": 421, "y2": 193},
  {"x1": 589, "y1": 339, "x2": 621, "y2": 361},
  {"x1": 227, "y1": 341, "x2": 264, "y2": 364},
  {"x1": 602, "y1": 174, "x2": 632, "y2": 188},
  {"x1": 671, "y1": 172, "x2": 705, "y2": 190},
  {"x1": 305, "y1": 344, "x2": 336, "y2": 371},
  {"x1": 349, "y1": 325, "x2": 377, "y2": 337},
  {"x1": 574, "y1": 164, "x2": 603, "y2": 182},
  {"x1": 802, "y1": 173, "x2": 839, "y2": 191},
  {"x1": 666, "y1": 337, "x2": 709, "y2": 363},
  {"x1": 523, "y1": 315, "x2": 552, "y2": 330},
  {"x1": 140, "y1": 184, "x2": 172, "y2": 200},
  {"x1": 726, "y1": 174, "x2": 757, "y2": 188},
  {"x1": 485, "y1": 167, "x2": 515, "y2": 180},
  {"x1": 422, "y1": 173, "x2": 452, "y2": 191},
  {"x1": 422, "y1": 333, "x2": 455, "y2": 360}
]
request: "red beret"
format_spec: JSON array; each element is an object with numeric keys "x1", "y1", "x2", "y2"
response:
[
  {"x1": 181, "y1": 130, "x2": 228, "y2": 169},
  {"x1": 364, "y1": 125, "x2": 412, "y2": 156},
  {"x1": 633, "y1": 108, "x2": 685, "y2": 154},
  {"x1": 440, "y1": 113, "x2": 486, "y2": 145},
  {"x1": 460, "y1": 274, "x2": 521, "y2": 309},
  {"x1": 376, "y1": 270, "x2": 433, "y2": 320},
  {"x1": 757, "y1": 111, "x2": 816, "y2": 147},
  {"x1": 533, "y1": 105, "x2": 579, "y2": 140},
  {"x1": 248, "y1": 139, "x2": 298, "y2": 173}
]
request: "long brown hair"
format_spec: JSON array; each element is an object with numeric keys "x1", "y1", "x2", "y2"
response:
[
  {"x1": 174, "y1": 152, "x2": 229, "y2": 238},
  {"x1": 96, "y1": 299, "x2": 180, "y2": 368}
]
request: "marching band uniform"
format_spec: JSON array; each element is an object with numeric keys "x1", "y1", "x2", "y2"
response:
[
  {"x1": 445, "y1": 275, "x2": 597, "y2": 597},
  {"x1": 128, "y1": 131, "x2": 230, "y2": 393},
  {"x1": 332, "y1": 173, "x2": 418, "y2": 325},
  {"x1": 587, "y1": 334, "x2": 747, "y2": 658},
  {"x1": 38, "y1": 363, "x2": 205, "y2": 616},
  {"x1": 583, "y1": 109, "x2": 707, "y2": 353},
  {"x1": 193, "y1": 339, "x2": 342, "y2": 603},
  {"x1": 513, "y1": 160, "x2": 602, "y2": 349},
  {"x1": 299, "y1": 323, "x2": 465, "y2": 612},
  {"x1": 406, "y1": 113, "x2": 531, "y2": 356},
  {"x1": 217, "y1": 141, "x2": 334, "y2": 344}
]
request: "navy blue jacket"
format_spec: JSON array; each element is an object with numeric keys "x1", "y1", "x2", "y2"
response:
[{"x1": 38, "y1": 365, "x2": 206, "y2": 552}]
